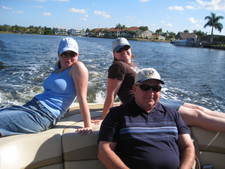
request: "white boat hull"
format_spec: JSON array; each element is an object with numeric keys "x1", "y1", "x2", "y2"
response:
[{"x1": 171, "y1": 39, "x2": 202, "y2": 47}]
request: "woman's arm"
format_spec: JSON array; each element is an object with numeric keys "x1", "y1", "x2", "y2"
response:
[
  {"x1": 92, "y1": 78, "x2": 122, "y2": 125},
  {"x1": 102, "y1": 78, "x2": 122, "y2": 119},
  {"x1": 178, "y1": 103, "x2": 225, "y2": 132},
  {"x1": 70, "y1": 61, "x2": 92, "y2": 134}
]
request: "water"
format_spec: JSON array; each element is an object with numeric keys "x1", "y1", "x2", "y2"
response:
[{"x1": 0, "y1": 33, "x2": 224, "y2": 112}]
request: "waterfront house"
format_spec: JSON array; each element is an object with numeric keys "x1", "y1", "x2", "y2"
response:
[
  {"x1": 176, "y1": 32, "x2": 198, "y2": 40},
  {"x1": 89, "y1": 27, "x2": 153, "y2": 39},
  {"x1": 172, "y1": 32, "x2": 201, "y2": 47}
]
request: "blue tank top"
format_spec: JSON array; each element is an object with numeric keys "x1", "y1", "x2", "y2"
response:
[{"x1": 35, "y1": 67, "x2": 76, "y2": 120}]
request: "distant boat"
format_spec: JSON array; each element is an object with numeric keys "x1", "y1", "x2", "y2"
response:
[{"x1": 171, "y1": 38, "x2": 202, "y2": 47}]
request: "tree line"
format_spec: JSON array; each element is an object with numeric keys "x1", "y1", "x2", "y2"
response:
[
  {"x1": 0, "y1": 25, "x2": 54, "y2": 35},
  {"x1": 0, "y1": 12, "x2": 224, "y2": 42},
  {"x1": 0, "y1": 23, "x2": 208, "y2": 40}
]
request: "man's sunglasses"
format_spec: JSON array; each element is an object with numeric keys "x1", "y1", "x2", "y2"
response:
[
  {"x1": 61, "y1": 52, "x2": 77, "y2": 58},
  {"x1": 136, "y1": 84, "x2": 162, "y2": 92},
  {"x1": 116, "y1": 45, "x2": 130, "y2": 53}
]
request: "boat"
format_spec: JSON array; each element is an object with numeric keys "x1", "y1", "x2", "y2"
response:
[
  {"x1": 171, "y1": 38, "x2": 202, "y2": 47},
  {"x1": 171, "y1": 39, "x2": 188, "y2": 46},
  {"x1": 0, "y1": 103, "x2": 225, "y2": 169}
]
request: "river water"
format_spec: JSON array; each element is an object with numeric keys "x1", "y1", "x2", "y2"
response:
[{"x1": 0, "y1": 33, "x2": 224, "y2": 112}]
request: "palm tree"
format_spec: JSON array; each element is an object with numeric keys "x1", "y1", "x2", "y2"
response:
[
  {"x1": 115, "y1": 23, "x2": 126, "y2": 37},
  {"x1": 204, "y1": 12, "x2": 224, "y2": 42},
  {"x1": 115, "y1": 23, "x2": 126, "y2": 30}
]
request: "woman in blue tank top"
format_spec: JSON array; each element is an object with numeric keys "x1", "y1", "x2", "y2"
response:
[{"x1": 0, "y1": 37, "x2": 92, "y2": 137}]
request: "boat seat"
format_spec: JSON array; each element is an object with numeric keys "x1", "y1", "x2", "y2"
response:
[
  {"x1": 0, "y1": 133, "x2": 63, "y2": 169},
  {"x1": 190, "y1": 126, "x2": 225, "y2": 169},
  {"x1": 1, "y1": 103, "x2": 224, "y2": 169},
  {"x1": 0, "y1": 106, "x2": 103, "y2": 169},
  {"x1": 0, "y1": 114, "x2": 81, "y2": 169},
  {"x1": 62, "y1": 131, "x2": 105, "y2": 169},
  {"x1": 61, "y1": 111, "x2": 105, "y2": 169}
]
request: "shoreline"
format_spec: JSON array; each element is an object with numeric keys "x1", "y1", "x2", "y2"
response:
[{"x1": 1, "y1": 32, "x2": 224, "y2": 50}]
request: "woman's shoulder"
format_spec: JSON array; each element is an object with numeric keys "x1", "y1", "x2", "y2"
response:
[
  {"x1": 110, "y1": 61, "x2": 131, "y2": 69},
  {"x1": 109, "y1": 61, "x2": 126, "y2": 73},
  {"x1": 70, "y1": 61, "x2": 88, "y2": 74},
  {"x1": 71, "y1": 61, "x2": 86, "y2": 69},
  {"x1": 112, "y1": 60, "x2": 127, "y2": 66}
]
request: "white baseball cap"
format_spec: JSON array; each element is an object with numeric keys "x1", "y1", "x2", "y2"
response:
[
  {"x1": 135, "y1": 68, "x2": 164, "y2": 84},
  {"x1": 58, "y1": 37, "x2": 79, "y2": 55},
  {"x1": 112, "y1": 37, "x2": 130, "y2": 52}
]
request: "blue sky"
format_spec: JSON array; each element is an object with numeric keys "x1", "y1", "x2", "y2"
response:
[{"x1": 1, "y1": 0, "x2": 225, "y2": 35}]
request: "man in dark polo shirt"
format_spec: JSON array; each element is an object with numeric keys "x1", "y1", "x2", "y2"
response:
[{"x1": 98, "y1": 68, "x2": 195, "y2": 169}]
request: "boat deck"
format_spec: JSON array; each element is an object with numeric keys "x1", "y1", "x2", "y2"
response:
[{"x1": 0, "y1": 103, "x2": 225, "y2": 169}]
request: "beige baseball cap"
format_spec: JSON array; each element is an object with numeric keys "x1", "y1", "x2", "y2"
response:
[{"x1": 135, "y1": 68, "x2": 164, "y2": 84}]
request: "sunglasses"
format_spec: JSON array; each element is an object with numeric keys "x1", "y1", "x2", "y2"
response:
[
  {"x1": 136, "y1": 84, "x2": 162, "y2": 92},
  {"x1": 61, "y1": 52, "x2": 77, "y2": 58},
  {"x1": 116, "y1": 45, "x2": 130, "y2": 53}
]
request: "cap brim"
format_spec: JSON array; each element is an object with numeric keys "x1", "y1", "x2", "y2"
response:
[
  {"x1": 138, "y1": 78, "x2": 164, "y2": 84},
  {"x1": 113, "y1": 44, "x2": 130, "y2": 52},
  {"x1": 59, "y1": 47, "x2": 78, "y2": 55}
]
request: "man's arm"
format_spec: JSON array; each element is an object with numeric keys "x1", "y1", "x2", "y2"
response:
[
  {"x1": 178, "y1": 134, "x2": 195, "y2": 169},
  {"x1": 98, "y1": 141, "x2": 129, "y2": 169}
]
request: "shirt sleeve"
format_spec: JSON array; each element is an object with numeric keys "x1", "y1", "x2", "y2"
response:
[
  {"x1": 108, "y1": 61, "x2": 126, "y2": 80},
  {"x1": 175, "y1": 111, "x2": 190, "y2": 135},
  {"x1": 98, "y1": 108, "x2": 120, "y2": 143}
]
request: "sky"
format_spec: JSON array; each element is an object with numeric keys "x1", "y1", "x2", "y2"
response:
[{"x1": 1, "y1": 0, "x2": 225, "y2": 35}]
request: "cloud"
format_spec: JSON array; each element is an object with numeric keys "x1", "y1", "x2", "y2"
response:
[
  {"x1": 34, "y1": 0, "x2": 69, "y2": 2},
  {"x1": 188, "y1": 17, "x2": 202, "y2": 28},
  {"x1": 196, "y1": 0, "x2": 225, "y2": 11},
  {"x1": 14, "y1": 11, "x2": 24, "y2": 14},
  {"x1": 188, "y1": 17, "x2": 197, "y2": 24},
  {"x1": 52, "y1": 0, "x2": 69, "y2": 2},
  {"x1": 1, "y1": 5, "x2": 12, "y2": 10},
  {"x1": 125, "y1": 15, "x2": 136, "y2": 20},
  {"x1": 69, "y1": 8, "x2": 88, "y2": 21},
  {"x1": 94, "y1": 11, "x2": 111, "y2": 18},
  {"x1": 42, "y1": 12, "x2": 52, "y2": 16},
  {"x1": 81, "y1": 14, "x2": 89, "y2": 21},
  {"x1": 32, "y1": 5, "x2": 43, "y2": 8},
  {"x1": 161, "y1": 21, "x2": 173, "y2": 27},
  {"x1": 165, "y1": 23, "x2": 173, "y2": 27},
  {"x1": 186, "y1": 5, "x2": 195, "y2": 10},
  {"x1": 168, "y1": 6, "x2": 184, "y2": 11},
  {"x1": 34, "y1": 0, "x2": 47, "y2": 2},
  {"x1": 139, "y1": 0, "x2": 149, "y2": 2},
  {"x1": 69, "y1": 8, "x2": 86, "y2": 14}
]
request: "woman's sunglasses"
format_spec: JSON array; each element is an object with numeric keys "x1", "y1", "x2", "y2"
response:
[
  {"x1": 116, "y1": 45, "x2": 130, "y2": 53},
  {"x1": 136, "y1": 84, "x2": 162, "y2": 92},
  {"x1": 61, "y1": 52, "x2": 77, "y2": 58}
]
